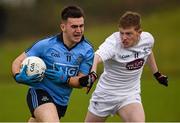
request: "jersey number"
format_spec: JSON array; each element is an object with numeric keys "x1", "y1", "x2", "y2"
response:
[{"x1": 66, "y1": 55, "x2": 71, "y2": 62}]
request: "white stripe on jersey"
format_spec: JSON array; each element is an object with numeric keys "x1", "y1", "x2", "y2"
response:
[{"x1": 95, "y1": 32, "x2": 154, "y2": 96}]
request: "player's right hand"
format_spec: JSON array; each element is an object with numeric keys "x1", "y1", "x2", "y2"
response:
[
  {"x1": 79, "y1": 71, "x2": 98, "y2": 94},
  {"x1": 45, "y1": 67, "x2": 68, "y2": 84},
  {"x1": 14, "y1": 65, "x2": 41, "y2": 85}
]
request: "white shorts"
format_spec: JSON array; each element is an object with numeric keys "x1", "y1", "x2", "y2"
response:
[{"x1": 88, "y1": 91, "x2": 142, "y2": 117}]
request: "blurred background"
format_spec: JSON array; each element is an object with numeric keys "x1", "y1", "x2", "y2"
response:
[{"x1": 0, "y1": 0, "x2": 180, "y2": 122}]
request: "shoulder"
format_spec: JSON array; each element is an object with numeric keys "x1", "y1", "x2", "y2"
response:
[
  {"x1": 107, "y1": 32, "x2": 119, "y2": 40},
  {"x1": 80, "y1": 37, "x2": 94, "y2": 51},
  {"x1": 25, "y1": 35, "x2": 58, "y2": 52},
  {"x1": 139, "y1": 32, "x2": 155, "y2": 47},
  {"x1": 33, "y1": 35, "x2": 58, "y2": 46},
  {"x1": 104, "y1": 32, "x2": 120, "y2": 46},
  {"x1": 40, "y1": 35, "x2": 59, "y2": 45},
  {"x1": 141, "y1": 32, "x2": 154, "y2": 43},
  {"x1": 141, "y1": 32, "x2": 154, "y2": 38}
]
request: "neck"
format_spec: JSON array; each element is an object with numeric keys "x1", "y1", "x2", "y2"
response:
[{"x1": 63, "y1": 33, "x2": 75, "y2": 48}]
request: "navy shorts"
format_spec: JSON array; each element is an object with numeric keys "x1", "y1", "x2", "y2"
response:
[{"x1": 27, "y1": 88, "x2": 67, "y2": 118}]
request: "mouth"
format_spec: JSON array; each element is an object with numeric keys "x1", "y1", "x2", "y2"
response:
[
  {"x1": 73, "y1": 34, "x2": 82, "y2": 39},
  {"x1": 122, "y1": 41, "x2": 129, "y2": 48},
  {"x1": 122, "y1": 41, "x2": 128, "y2": 45}
]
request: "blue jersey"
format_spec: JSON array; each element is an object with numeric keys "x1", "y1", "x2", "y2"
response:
[{"x1": 25, "y1": 34, "x2": 94, "y2": 106}]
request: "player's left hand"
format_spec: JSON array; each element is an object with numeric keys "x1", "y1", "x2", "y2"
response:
[
  {"x1": 79, "y1": 71, "x2": 98, "y2": 94},
  {"x1": 154, "y1": 71, "x2": 168, "y2": 87},
  {"x1": 45, "y1": 67, "x2": 68, "y2": 84},
  {"x1": 14, "y1": 65, "x2": 42, "y2": 86}
]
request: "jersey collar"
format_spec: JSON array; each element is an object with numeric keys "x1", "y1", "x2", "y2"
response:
[{"x1": 57, "y1": 33, "x2": 84, "y2": 51}]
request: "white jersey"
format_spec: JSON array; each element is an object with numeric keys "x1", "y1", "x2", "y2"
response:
[{"x1": 95, "y1": 32, "x2": 154, "y2": 96}]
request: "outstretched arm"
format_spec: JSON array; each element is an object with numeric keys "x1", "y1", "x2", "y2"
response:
[
  {"x1": 79, "y1": 54, "x2": 102, "y2": 94},
  {"x1": 146, "y1": 52, "x2": 158, "y2": 73},
  {"x1": 147, "y1": 52, "x2": 168, "y2": 86},
  {"x1": 53, "y1": 54, "x2": 103, "y2": 88},
  {"x1": 91, "y1": 54, "x2": 103, "y2": 72},
  {"x1": 45, "y1": 67, "x2": 86, "y2": 88},
  {"x1": 67, "y1": 73, "x2": 87, "y2": 88},
  {"x1": 45, "y1": 54, "x2": 102, "y2": 89}
]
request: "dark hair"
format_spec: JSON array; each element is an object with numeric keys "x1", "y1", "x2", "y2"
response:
[
  {"x1": 119, "y1": 11, "x2": 141, "y2": 30},
  {"x1": 61, "y1": 5, "x2": 84, "y2": 21}
]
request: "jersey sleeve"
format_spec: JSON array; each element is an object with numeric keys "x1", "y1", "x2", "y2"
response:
[
  {"x1": 25, "y1": 40, "x2": 48, "y2": 57},
  {"x1": 96, "y1": 36, "x2": 116, "y2": 62},
  {"x1": 146, "y1": 32, "x2": 155, "y2": 54},
  {"x1": 79, "y1": 48, "x2": 94, "y2": 75},
  {"x1": 149, "y1": 33, "x2": 154, "y2": 48}
]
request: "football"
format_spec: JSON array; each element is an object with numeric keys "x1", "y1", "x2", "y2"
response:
[{"x1": 21, "y1": 56, "x2": 46, "y2": 80}]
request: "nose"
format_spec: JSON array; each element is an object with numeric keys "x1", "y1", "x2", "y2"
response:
[
  {"x1": 121, "y1": 34, "x2": 128, "y2": 41},
  {"x1": 75, "y1": 27, "x2": 81, "y2": 32}
]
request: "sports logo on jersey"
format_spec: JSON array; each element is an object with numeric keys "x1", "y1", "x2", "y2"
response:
[
  {"x1": 53, "y1": 63, "x2": 79, "y2": 77},
  {"x1": 48, "y1": 48, "x2": 60, "y2": 58},
  {"x1": 120, "y1": 54, "x2": 130, "y2": 59},
  {"x1": 126, "y1": 58, "x2": 144, "y2": 70},
  {"x1": 143, "y1": 47, "x2": 151, "y2": 54}
]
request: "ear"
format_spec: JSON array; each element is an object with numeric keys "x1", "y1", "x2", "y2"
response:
[{"x1": 60, "y1": 23, "x2": 65, "y2": 31}]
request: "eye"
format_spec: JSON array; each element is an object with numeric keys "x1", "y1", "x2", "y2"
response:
[
  {"x1": 126, "y1": 32, "x2": 133, "y2": 36},
  {"x1": 79, "y1": 24, "x2": 84, "y2": 28},
  {"x1": 71, "y1": 25, "x2": 78, "y2": 29},
  {"x1": 126, "y1": 32, "x2": 131, "y2": 35},
  {"x1": 120, "y1": 32, "x2": 124, "y2": 35}
]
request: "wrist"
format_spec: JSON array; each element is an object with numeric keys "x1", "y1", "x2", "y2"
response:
[
  {"x1": 14, "y1": 73, "x2": 19, "y2": 80},
  {"x1": 66, "y1": 77, "x2": 71, "y2": 84},
  {"x1": 91, "y1": 71, "x2": 98, "y2": 79},
  {"x1": 153, "y1": 71, "x2": 161, "y2": 78},
  {"x1": 13, "y1": 73, "x2": 23, "y2": 83}
]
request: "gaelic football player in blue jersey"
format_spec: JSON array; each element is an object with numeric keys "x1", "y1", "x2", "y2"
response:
[{"x1": 12, "y1": 5, "x2": 97, "y2": 122}]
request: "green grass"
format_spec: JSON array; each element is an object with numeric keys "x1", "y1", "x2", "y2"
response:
[
  {"x1": 1, "y1": 8, "x2": 180, "y2": 121},
  {"x1": 1, "y1": 78, "x2": 179, "y2": 122}
]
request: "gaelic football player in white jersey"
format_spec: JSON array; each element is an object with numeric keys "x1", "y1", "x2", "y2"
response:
[{"x1": 80, "y1": 11, "x2": 168, "y2": 122}]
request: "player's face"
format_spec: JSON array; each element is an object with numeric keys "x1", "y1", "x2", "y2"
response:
[
  {"x1": 61, "y1": 17, "x2": 84, "y2": 44},
  {"x1": 119, "y1": 27, "x2": 141, "y2": 48}
]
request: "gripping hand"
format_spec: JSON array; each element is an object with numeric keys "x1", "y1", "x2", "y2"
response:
[
  {"x1": 14, "y1": 65, "x2": 41, "y2": 85},
  {"x1": 154, "y1": 71, "x2": 168, "y2": 87},
  {"x1": 79, "y1": 71, "x2": 98, "y2": 94},
  {"x1": 45, "y1": 67, "x2": 68, "y2": 84}
]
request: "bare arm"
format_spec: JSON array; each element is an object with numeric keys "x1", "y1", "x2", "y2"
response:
[
  {"x1": 91, "y1": 53, "x2": 103, "y2": 72},
  {"x1": 12, "y1": 52, "x2": 27, "y2": 76},
  {"x1": 69, "y1": 54, "x2": 102, "y2": 88},
  {"x1": 146, "y1": 51, "x2": 168, "y2": 86},
  {"x1": 68, "y1": 54, "x2": 102, "y2": 88},
  {"x1": 68, "y1": 73, "x2": 86, "y2": 88},
  {"x1": 146, "y1": 52, "x2": 158, "y2": 74}
]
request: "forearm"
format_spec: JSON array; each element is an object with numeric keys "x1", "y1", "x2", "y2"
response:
[
  {"x1": 68, "y1": 54, "x2": 102, "y2": 88},
  {"x1": 12, "y1": 60, "x2": 21, "y2": 75},
  {"x1": 147, "y1": 52, "x2": 168, "y2": 86},
  {"x1": 12, "y1": 52, "x2": 27, "y2": 75},
  {"x1": 68, "y1": 75, "x2": 84, "y2": 88},
  {"x1": 147, "y1": 52, "x2": 158, "y2": 73},
  {"x1": 91, "y1": 54, "x2": 102, "y2": 72}
]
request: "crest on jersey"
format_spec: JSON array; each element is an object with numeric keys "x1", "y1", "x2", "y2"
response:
[
  {"x1": 77, "y1": 55, "x2": 83, "y2": 64},
  {"x1": 126, "y1": 58, "x2": 144, "y2": 70}
]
